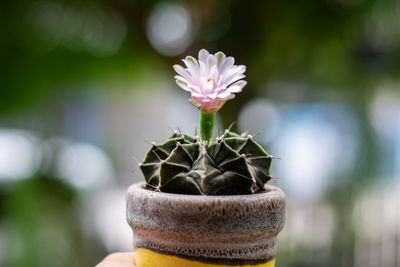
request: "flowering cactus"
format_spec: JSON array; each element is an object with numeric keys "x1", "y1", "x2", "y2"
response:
[
  {"x1": 174, "y1": 49, "x2": 247, "y2": 142},
  {"x1": 139, "y1": 49, "x2": 275, "y2": 195}
]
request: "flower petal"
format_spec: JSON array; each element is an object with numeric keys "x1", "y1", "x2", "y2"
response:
[
  {"x1": 199, "y1": 61, "x2": 207, "y2": 77},
  {"x1": 206, "y1": 54, "x2": 216, "y2": 70},
  {"x1": 189, "y1": 97, "x2": 201, "y2": 108},
  {"x1": 214, "y1": 51, "x2": 226, "y2": 68},
  {"x1": 175, "y1": 76, "x2": 192, "y2": 92},
  {"x1": 198, "y1": 49, "x2": 210, "y2": 64},
  {"x1": 216, "y1": 90, "x2": 232, "y2": 99},
  {"x1": 209, "y1": 65, "x2": 218, "y2": 80},
  {"x1": 225, "y1": 94, "x2": 235, "y2": 100},
  {"x1": 222, "y1": 65, "x2": 246, "y2": 85},
  {"x1": 183, "y1": 56, "x2": 200, "y2": 75},
  {"x1": 208, "y1": 92, "x2": 219, "y2": 99},
  {"x1": 228, "y1": 80, "x2": 247, "y2": 93},
  {"x1": 223, "y1": 73, "x2": 246, "y2": 87},
  {"x1": 219, "y1": 56, "x2": 235, "y2": 75},
  {"x1": 173, "y1": 64, "x2": 191, "y2": 81},
  {"x1": 225, "y1": 65, "x2": 246, "y2": 79},
  {"x1": 191, "y1": 91, "x2": 203, "y2": 98},
  {"x1": 189, "y1": 84, "x2": 201, "y2": 93}
]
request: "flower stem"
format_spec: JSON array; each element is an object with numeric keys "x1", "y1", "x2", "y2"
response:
[{"x1": 200, "y1": 112, "x2": 216, "y2": 143}]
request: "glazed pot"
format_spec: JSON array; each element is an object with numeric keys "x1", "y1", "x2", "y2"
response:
[{"x1": 126, "y1": 182, "x2": 285, "y2": 267}]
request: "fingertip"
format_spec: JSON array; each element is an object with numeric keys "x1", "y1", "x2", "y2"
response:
[{"x1": 97, "y1": 252, "x2": 135, "y2": 267}]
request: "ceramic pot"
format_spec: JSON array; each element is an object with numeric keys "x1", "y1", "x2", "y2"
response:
[{"x1": 126, "y1": 182, "x2": 285, "y2": 267}]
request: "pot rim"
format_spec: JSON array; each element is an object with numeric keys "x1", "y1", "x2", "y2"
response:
[{"x1": 127, "y1": 181, "x2": 285, "y2": 203}]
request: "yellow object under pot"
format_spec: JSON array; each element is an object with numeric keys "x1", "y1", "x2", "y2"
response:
[{"x1": 135, "y1": 248, "x2": 276, "y2": 267}]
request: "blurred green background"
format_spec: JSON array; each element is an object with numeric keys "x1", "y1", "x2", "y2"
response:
[{"x1": 1, "y1": 0, "x2": 400, "y2": 266}]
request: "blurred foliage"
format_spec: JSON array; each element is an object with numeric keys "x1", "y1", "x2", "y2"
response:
[
  {"x1": 2, "y1": 0, "x2": 400, "y2": 114},
  {"x1": 0, "y1": 176, "x2": 105, "y2": 266}
]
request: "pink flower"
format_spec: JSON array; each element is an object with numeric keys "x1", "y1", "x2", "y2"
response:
[{"x1": 173, "y1": 49, "x2": 247, "y2": 114}]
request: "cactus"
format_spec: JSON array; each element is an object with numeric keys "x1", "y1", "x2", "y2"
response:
[{"x1": 140, "y1": 129, "x2": 274, "y2": 195}]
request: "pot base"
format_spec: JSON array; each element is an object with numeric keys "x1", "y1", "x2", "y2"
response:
[{"x1": 135, "y1": 248, "x2": 276, "y2": 267}]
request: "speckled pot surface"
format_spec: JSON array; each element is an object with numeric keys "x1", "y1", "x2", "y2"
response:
[{"x1": 126, "y1": 182, "x2": 285, "y2": 266}]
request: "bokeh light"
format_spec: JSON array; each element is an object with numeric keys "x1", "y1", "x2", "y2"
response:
[
  {"x1": 88, "y1": 189, "x2": 132, "y2": 252},
  {"x1": 271, "y1": 104, "x2": 359, "y2": 202},
  {"x1": 55, "y1": 140, "x2": 114, "y2": 189},
  {"x1": 146, "y1": 2, "x2": 193, "y2": 56},
  {"x1": 238, "y1": 99, "x2": 280, "y2": 143},
  {"x1": 0, "y1": 129, "x2": 41, "y2": 181}
]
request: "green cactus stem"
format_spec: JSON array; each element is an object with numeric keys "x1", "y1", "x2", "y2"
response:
[
  {"x1": 200, "y1": 112, "x2": 215, "y2": 143},
  {"x1": 140, "y1": 129, "x2": 274, "y2": 195}
]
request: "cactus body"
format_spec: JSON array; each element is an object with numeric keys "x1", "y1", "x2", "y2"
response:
[{"x1": 140, "y1": 130, "x2": 273, "y2": 195}]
